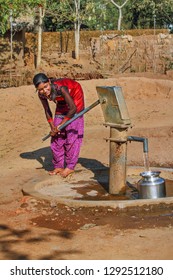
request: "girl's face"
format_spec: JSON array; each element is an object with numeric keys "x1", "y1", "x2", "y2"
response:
[{"x1": 37, "y1": 81, "x2": 51, "y2": 98}]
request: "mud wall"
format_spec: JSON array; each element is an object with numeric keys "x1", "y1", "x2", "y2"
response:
[
  {"x1": 36, "y1": 30, "x2": 173, "y2": 74},
  {"x1": 0, "y1": 29, "x2": 172, "y2": 75},
  {"x1": 90, "y1": 33, "x2": 173, "y2": 74}
]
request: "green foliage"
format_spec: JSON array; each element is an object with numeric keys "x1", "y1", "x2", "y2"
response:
[
  {"x1": 44, "y1": 0, "x2": 96, "y2": 30},
  {"x1": 0, "y1": 0, "x2": 172, "y2": 35},
  {"x1": 44, "y1": 0, "x2": 119, "y2": 31},
  {"x1": 126, "y1": 0, "x2": 173, "y2": 29},
  {"x1": 0, "y1": 0, "x2": 45, "y2": 35}
]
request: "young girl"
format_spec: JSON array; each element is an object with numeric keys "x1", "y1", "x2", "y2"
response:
[{"x1": 33, "y1": 73, "x2": 85, "y2": 178}]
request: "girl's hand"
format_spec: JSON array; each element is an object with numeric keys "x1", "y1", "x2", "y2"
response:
[
  {"x1": 50, "y1": 125, "x2": 58, "y2": 136},
  {"x1": 56, "y1": 125, "x2": 61, "y2": 134}
]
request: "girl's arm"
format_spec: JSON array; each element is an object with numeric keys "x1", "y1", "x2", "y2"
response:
[{"x1": 39, "y1": 97, "x2": 56, "y2": 133}]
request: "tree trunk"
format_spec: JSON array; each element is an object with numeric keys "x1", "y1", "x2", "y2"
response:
[
  {"x1": 74, "y1": 0, "x2": 81, "y2": 60},
  {"x1": 110, "y1": 0, "x2": 129, "y2": 31},
  {"x1": 74, "y1": 21, "x2": 80, "y2": 60},
  {"x1": 37, "y1": 6, "x2": 43, "y2": 68},
  {"x1": 117, "y1": 7, "x2": 122, "y2": 30}
]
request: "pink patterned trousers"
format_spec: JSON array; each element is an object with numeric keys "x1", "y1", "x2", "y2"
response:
[{"x1": 50, "y1": 116, "x2": 84, "y2": 170}]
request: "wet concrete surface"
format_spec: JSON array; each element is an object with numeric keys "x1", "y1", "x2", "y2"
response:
[
  {"x1": 23, "y1": 166, "x2": 173, "y2": 207},
  {"x1": 21, "y1": 166, "x2": 173, "y2": 232}
]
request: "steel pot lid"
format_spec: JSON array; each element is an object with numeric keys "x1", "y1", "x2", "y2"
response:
[{"x1": 140, "y1": 171, "x2": 161, "y2": 178}]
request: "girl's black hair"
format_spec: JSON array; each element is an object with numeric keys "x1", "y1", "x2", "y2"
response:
[{"x1": 33, "y1": 73, "x2": 49, "y2": 87}]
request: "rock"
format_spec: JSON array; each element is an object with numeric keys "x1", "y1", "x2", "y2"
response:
[{"x1": 80, "y1": 223, "x2": 97, "y2": 230}]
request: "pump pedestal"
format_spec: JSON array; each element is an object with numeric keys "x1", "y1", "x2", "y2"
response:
[
  {"x1": 96, "y1": 86, "x2": 131, "y2": 195},
  {"x1": 106, "y1": 124, "x2": 129, "y2": 194}
]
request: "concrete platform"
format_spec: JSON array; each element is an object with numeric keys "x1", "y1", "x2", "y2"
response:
[{"x1": 22, "y1": 166, "x2": 173, "y2": 209}]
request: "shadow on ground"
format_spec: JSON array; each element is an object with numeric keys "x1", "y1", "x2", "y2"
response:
[
  {"x1": 20, "y1": 147, "x2": 109, "y2": 183},
  {"x1": 0, "y1": 223, "x2": 80, "y2": 260}
]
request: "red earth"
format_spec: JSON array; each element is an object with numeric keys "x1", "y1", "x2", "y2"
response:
[{"x1": 1, "y1": 71, "x2": 173, "y2": 260}]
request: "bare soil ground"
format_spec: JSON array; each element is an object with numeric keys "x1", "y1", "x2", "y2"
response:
[{"x1": 1, "y1": 70, "x2": 173, "y2": 260}]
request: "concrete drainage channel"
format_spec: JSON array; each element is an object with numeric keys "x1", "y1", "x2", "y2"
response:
[{"x1": 22, "y1": 166, "x2": 173, "y2": 209}]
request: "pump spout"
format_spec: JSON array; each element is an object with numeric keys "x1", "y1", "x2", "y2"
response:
[{"x1": 127, "y1": 136, "x2": 148, "y2": 153}]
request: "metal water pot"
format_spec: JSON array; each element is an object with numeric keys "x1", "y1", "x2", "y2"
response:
[{"x1": 137, "y1": 171, "x2": 166, "y2": 199}]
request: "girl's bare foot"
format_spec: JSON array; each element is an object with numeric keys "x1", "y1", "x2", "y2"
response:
[
  {"x1": 60, "y1": 168, "x2": 74, "y2": 178},
  {"x1": 48, "y1": 168, "x2": 64, "y2": 175}
]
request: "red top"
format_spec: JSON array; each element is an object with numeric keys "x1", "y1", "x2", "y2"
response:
[{"x1": 52, "y1": 78, "x2": 85, "y2": 114}]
